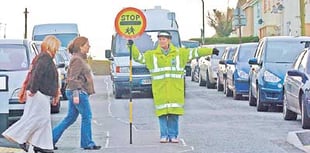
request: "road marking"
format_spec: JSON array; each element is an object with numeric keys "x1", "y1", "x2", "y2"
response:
[
  {"x1": 92, "y1": 119, "x2": 102, "y2": 126},
  {"x1": 179, "y1": 138, "x2": 195, "y2": 152},
  {"x1": 105, "y1": 131, "x2": 110, "y2": 148}
]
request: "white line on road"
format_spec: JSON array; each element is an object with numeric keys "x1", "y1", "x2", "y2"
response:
[
  {"x1": 179, "y1": 138, "x2": 195, "y2": 152},
  {"x1": 105, "y1": 131, "x2": 110, "y2": 148},
  {"x1": 92, "y1": 119, "x2": 102, "y2": 126}
]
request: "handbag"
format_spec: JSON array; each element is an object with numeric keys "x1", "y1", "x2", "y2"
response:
[{"x1": 18, "y1": 56, "x2": 38, "y2": 103}]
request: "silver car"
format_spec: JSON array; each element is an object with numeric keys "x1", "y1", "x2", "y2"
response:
[
  {"x1": 0, "y1": 39, "x2": 39, "y2": 133},
  {"x1": 198, "y1": 44, "x2": 235, "y2": 88}
]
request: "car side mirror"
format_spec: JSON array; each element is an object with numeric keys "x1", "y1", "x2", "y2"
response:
[
  {"x1": 57, "y1": 62, "x2": 65, "y2": 68},
  {"x1": 287, "y1": 70, "x2": 308, "y2": 83},
  {"x1": 248, "y1": 58, "x2": 258, "y2": 65},
  {"x1": 219, "y1": 60, "x2": 226, "y2": 64},
  {"x1": 205, "y1": 56, "x2": 210, "y2": 61},
  {"x1": 226, "y1": 59, "x2": 234, "y2": 65},
  {"x1": 105, "y1": 49, "x2": 113, "y2": 60}
]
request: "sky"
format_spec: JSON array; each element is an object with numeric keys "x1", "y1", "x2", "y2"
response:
[{"x1": 0, "y1": 0, "x2": 238, "y2": 59}]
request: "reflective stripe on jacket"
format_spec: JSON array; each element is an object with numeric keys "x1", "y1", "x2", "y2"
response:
[{"x1": 132, "y1": 43, "x2": 213, "y2": 116}]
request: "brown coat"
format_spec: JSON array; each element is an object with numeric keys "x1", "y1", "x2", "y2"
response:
[
  {"x1": 66, "y1": 53, "x2": 95, "y2": 95},
  {"x1": 27, "y1": 52, "x2": 59, "y2": 97}
]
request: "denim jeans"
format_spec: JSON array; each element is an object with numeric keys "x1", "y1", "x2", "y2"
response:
[
  {"x1": 158, "y1": 114, "x2": 179, "y2": 140},
  {"x1": 52, "y1": 90, "x2": 96, "y2": 148}
]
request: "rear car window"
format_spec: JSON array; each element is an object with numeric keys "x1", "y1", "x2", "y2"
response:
[{"x1": 0, "y1": 44, "x2": 29, "y2": 71}]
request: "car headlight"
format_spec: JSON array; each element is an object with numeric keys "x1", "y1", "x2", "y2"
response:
[
  {"x1": 11, "y1": 88, "x2": 21, "y2": 98},
  {"x1": 237, "y1": 70, "x2": 248, "y2": 79},
  {"x1": 263, "y1": 71, "x2": 281, "y2": 83}
]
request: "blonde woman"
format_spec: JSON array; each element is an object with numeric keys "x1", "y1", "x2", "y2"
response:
[{"x1": 2, "y1": 35, "x2": 61, "y2": 153}]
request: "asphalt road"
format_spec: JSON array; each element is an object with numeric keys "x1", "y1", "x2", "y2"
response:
[{"x1": 0, "y1": 75, "x2": 307, "y2": 153}]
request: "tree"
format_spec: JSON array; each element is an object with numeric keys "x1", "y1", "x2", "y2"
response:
[{"x1": 207, "y1": 8, "x2": 233, "y2": 37}]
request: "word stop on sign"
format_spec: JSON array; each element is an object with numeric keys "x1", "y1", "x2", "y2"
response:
[{"x1": 120, "y1": 15, "x2": 141, "y2": 25}]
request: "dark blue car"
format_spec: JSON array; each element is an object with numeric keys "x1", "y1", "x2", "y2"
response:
[
  {"x1": 248, "y1": 36, "x2": 310, "y2": 112},
  {"x1": 226, "y1": 42, "x2": 258, "y2": 100},
  {"x1": 283, "y1": 47, "x2": 310, "y2": 129}
]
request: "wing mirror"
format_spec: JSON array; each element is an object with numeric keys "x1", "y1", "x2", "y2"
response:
[
  {"x1": 248, "y1": 58, "x2": 258, "y2": 65},
  {"x1": 57, "y1": 62, "x2": 65, "y2": 68},
  {"x1": 219, "y1": 59, "x2": 226, "y2": 64},
  {"x1": 226, "y1": 59, "x2": 234, "y2": 65},
  {"x1": 105, "y1": 49, "x2": 113, "y2": 60},
  {"x1": 287, "y1": 70, "x2": 308, "y2": 83}
]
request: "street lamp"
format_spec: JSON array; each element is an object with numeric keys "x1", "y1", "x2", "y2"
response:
[{"x1": 201, "y1": 0, "x2": 205, "y2": 45}]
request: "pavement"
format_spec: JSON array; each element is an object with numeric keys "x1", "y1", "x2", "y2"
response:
[
  {"x1": 287, "y1": 130, "x2": 310, "y2": 153},
  {"x1": 0, "y1": 138, "x2": 22, "y2": 153}
]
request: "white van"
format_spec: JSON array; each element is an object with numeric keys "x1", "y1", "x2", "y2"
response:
[
  {"x1": 0, "y1": 39, "x2": 39, "y2": 134},
  {"x1": 32, "y1": 23, "x2": 79, "y2": 99},
  {"x1": 106, "y1": 6, "x2": 182, "y2": 99}
]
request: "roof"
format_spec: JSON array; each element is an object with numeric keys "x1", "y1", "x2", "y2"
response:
[{"x1": 32, "y1": 23, "x2": 78, "y2": 35}]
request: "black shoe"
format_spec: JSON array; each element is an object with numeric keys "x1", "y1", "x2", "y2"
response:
[
  {"x1": 84, "y1": 145, "x2": 101, "y2": 150},
  {"x1": 33, "y1": 146, "x2": 54, "y2": 153},
  {"x1": 53, "y1": 145, "x2": 58, "y2": 150},
  {"x1": 19, "y1": 143, "x2": 29, "y2": 152}
]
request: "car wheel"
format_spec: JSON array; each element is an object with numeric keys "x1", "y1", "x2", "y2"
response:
[
  {"x1": 191, "y1": 71, "x2": 195, "y2": 81},
  {"x1": 283, "y1": 91, "x2": 297, "y2": 120},
  {"x1": 302, "y1": 93, "x2": 310, "y2": 129},
  {"x1": 198, "y1": 73, "x2": 206, "y2": 86},
  {"x1": 256, "y1": 89, "x2": 268, "y2": 112},
  {"x1": 217, "y1": 75, "x2": 223, "y2": 91},
  {"x1": 225, "y1": 80, "x2": 233, "y2": 97},
  {"x1": 114, "y1": 89, "x2": 122, "y2": 99},
  {"x1": 249, "y1": 84, "x2": 256, "y2": 106},
  {"x1": 223, "y1": 78, "x2": 227, "y2": 94},
  {"x1": 233, "y1": 89, "x2": 241, "y2": 100},
  {"x1": 206, "y1": 71, "x2": 215, "y2": 89}
]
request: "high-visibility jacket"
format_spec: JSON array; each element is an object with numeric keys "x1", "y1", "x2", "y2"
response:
[{"x1": 132, "y1": 43, "x2": 213, "y2": 116}]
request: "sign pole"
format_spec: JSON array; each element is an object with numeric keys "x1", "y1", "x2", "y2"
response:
[
  {"x1": 128, "y1": 40, "x2": 133, "y2": 144},
  {"x1": 114, "y1": 7, "x2": 146, "y2": 144}
]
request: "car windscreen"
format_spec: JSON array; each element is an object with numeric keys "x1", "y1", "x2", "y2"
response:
[
  {"x1": 182, "y1": 41, "x2": 199, "y2": 48},
  {"x1": 113, "y1": 31, "x2": 181, "y2": 57},
  {"x1": 265, "y1": 41, "x2": 305, "y2": 63},
  {"x1": 0, "y1": 44, "x2": 29, "y2": 71},
  {"x1": 55, "y1": 52, "x2": 65, "y2": 65},
  {"x1": 238, "y1": 44, "x2": 257, "y2": 62},
  {"x1": 33, "y1": 33, "x2": 78, "y2": 47}
]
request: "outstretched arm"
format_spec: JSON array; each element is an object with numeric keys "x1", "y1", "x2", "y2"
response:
[
  {"x1": 186, "y1": 47, "x2": 219, "y2": 61},
  {"x1": 128, "y1": 41, "x2": 146, "y2": 64}
]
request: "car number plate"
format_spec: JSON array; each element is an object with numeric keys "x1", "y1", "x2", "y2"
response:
[
  {"x1": 0, "y1": 76, "x2": 8, "y2": 91},
  {"x1": 141, "y1": 79, "x2": 151, "y2": 85}
]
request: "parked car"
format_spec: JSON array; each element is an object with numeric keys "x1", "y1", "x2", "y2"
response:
[
  {"x1": 190, "y1": 57, "x2": 199, "y2": 82},
  {"x1": 0, "y1": 39, "x2": 39, "y2": 133},
  {"x1": 198, "y1": 44, "x2": 233, "y2": 88},
  {"x1": 226, "y1": 42, "x2": 258, "y2": 100},
  {"x1": 283, "y1": 47, "x2": 310, "y2": 129},
  {"x1": 217, "y1": 46, "x2": 237, "y2": 95},
  {"x1": 182, "y1": 40, "x2": 200, "y2": 76},
  {"x1": 248, "y1": 36, "x2": 310, "y2": 112}
]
